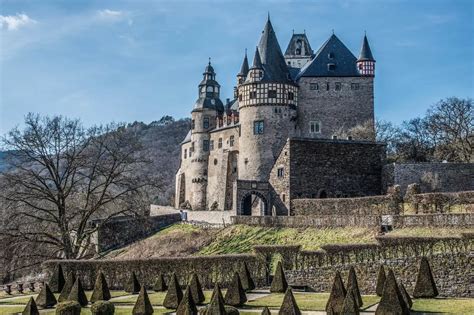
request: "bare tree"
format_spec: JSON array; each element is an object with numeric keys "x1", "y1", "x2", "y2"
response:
[
  {"x1": 0, "y1": 114, "x2": 153, "y2": 262},
  {"x1": 425, "y1": 97, "x2": 473, "y2": 162}
]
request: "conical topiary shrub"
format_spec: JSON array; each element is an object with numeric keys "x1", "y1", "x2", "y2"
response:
[
  {"x1": 177, "y1": 286, "x2": 198, "y2": 315},
  {"x1": 270, "y1": 261, "x2": 288, "y2": 293},
  {"x1": 56, "y1": 301, "x2": 81, "y2": 315},
  {"x1": 278, "y1": 288, "x2": 301, "y2": 315},
  {"x1": 341, "y1": 290, "x2": 359, "y2": 315},
  {"x1": 163, "y1": 273, "x2": 183, "y2": 309},
  {"x1": 125, "y1": 272, "x2": 141, "y2": 294},
  {"x1": 413, "y1": 256, "x2": 438, "y2": 298},
  {"x1": 91, "y1": 300, "x2": 115, "y2": 315},
  {"x1": 22, "y1": 297, "x2": 39, "y2": 315},
  {"x1": 240, "y1": 262, "x2": 256, "y2": 291},
  {"x1": 67, "y1": 277, "x2": 88, "y2": 307},
  {"x1": 325, "y1": 271, "x2": 346, "y2": 314},
  {"x1": 399, "y1": 282, "x2": 412, "y2": 309},
  {"x1": 153, "y1": 273, "x2": 167, "y2": 292},
  {"x1": 347, "y1": 266, "x2": 363, "y2": 307},
  {"x1": 91, "y1": 271, "x2": 111, "y2": 303},
  {"x1": 375, "y1": 269, "x2": 409, "y2": 315},
  {"x1": 58, "y1": 272, "x2": 76, "y2": 302},
  {"x1": 206, "y1": 284, "x2": 226, "y2": 315},
  {"x1": 49, "y1": 264, "x2": 65, "y2": 293},
  {"x1": 375, "y1": 265, "x2": 386, "y2": 297},
  {"x1": 35, "y1": 283, "x2": 57, "y2": 308},
  {"x1": 224, "y1": 272, "x2": 247, "y2": 307},
  {"x1": 261, "y1": 306, "x2": 271, "y2": 315},
  {"x1": 133, "y1": 285, "x2": 154, "y2": 315},
  {"x1": 189, "y1": 273, "x2": 205, "y2": 305}
]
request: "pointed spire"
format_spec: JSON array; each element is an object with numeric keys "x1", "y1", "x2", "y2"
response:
[
  {"x1": 252, "y1": 47, "x2": 263, "y2": 69},
  {"x1": 358, "y1": 33, "x2": 375, "y2": 61},
  {"x1": 238, "y1": 50, "x2": 249, "y2": 76}
]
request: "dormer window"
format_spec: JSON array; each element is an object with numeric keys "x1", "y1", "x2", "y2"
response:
[{"x1": 328, "y1": 63, "x2": 336, "y2": 71}]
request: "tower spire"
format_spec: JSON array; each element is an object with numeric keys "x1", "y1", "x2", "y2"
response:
[
  {"x1": 357, "y1": 33, "x2": 375, "y2": 76},
  {"x1": 358, "y1": 34, "x2": 375, "y2": 61},
  {"x1": 252, "y1": 46, "x2": 263, "y2": 69}
]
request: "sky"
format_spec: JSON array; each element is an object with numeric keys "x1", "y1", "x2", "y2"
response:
[{"x1": 0, "y1": 0, "x2": 473, "y2": 135}]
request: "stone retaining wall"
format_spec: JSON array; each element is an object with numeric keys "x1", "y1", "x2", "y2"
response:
[
  {"x1": 92, "y1": 213, "x2": 181, "y2": 252},
  {"x1": 286, "y1": 253, "x2": 472, "y2": 297},
  {"x1": 392, "y1": 213, "x2": 474, "y2": 228}
]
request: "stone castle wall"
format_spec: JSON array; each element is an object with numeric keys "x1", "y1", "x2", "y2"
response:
[
  {"x1": 296, "y1": 77, "x2": 374, "y2": 139},
  {"x1": 286, "y1": 253, "x2": 472, "y2": 297},
  {"x1": 383, "y1": 162, "x2": 474, "y2": 194}
]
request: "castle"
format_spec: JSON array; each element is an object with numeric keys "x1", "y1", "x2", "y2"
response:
[{"x1": 175, "y1": 17, "x2": 381, "y2": 215}]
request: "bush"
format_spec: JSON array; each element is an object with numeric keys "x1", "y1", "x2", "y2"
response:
[
  {"x1": 375, "y1": 265, "x2": 386, "y2": 297},
  {"x1": 49, "y1": 264, "x2": 65, "y2": 293},
  {"x1": 240, "y1": 262, "x2": 256, "y2": 291},
  {"x1": 189, "y1": 273, "x2": 205, "y2": 305},
  {"x1": 22, "y1": 297, "x2": 39, "y2": 315},
  {"x1": 270, "y1": 261, "x2": 288, "y2": 293},
  {"x1": 36, "y1": 283, "x2": 57, "y2": 308},
  {"x1": 346, "y1": 266, "x2": 363, "y2": 307},
  {"x1": 202, "y1": 284, "x2": 226, "y2": 315},
  {"x1": 153, "y1": 273, "x2": 167, "y2": 292},
  {"x1": 278, "y1": 288, "x2": 301, "y2": 315},
  {"x1": 375, "y1": 269, "x2": 409, "y2": 315},
  {"x1": 261, "y1": 307, "x2": 271, "y2": 315},
  {"x1": 91, "y1": 272, "x2": 111, "y2": 303},
  {"x1": 58, "y1": 272, "x2": 76, "y2": 302},
  {"x1": 132, "y1": 286, "x2": 154, "y2": 315},
  {"x1": 176, "y1": 286, "x2": 197, "y2": 315},
  {"x1": 341, "y1": 291, "x2": 359, "y2": 315},
  {"x1": 55, "y1": 301, "x2": 81, "y2": 315},
  {"x1": 224, "y1": 272, "x2": 247, "y2": 307},
  {"x1": 413, "y1": 256, "x2": 438, "y2": 298},
  {"x1": 67, "y1": 278, "x2": 88, "y2": 307},
  {"x1": 399, "y1": 282, "x2": 412, "y2": 309},
  {"x1": 325, "y1": 271, "x2": 346, "y2": 314},
  {"x1": 163, "y1": 273, "x2": 183, "y2": 309},
  {"x1": 91, "y1": 301, "x2": 115, "y2": 315},
  {"x1": 125, "y1": 272, "x2": 141, "y2": 294}
]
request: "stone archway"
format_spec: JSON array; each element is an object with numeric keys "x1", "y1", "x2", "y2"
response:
[{"x1": 240, "y1": 191, "x2": 268, "y2": 216}]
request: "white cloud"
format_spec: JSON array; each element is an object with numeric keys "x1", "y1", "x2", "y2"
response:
[
  {"x1": 97, "y1": 9, "x2": 124, "y2": 20},
  {"x1": 0, "y1": 13, "x2": 36, "y2": 31}
]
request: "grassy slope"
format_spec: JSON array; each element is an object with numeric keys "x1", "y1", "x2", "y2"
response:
[{"x1": 103, "y1": 223, "x2": 473, "y2": 259}]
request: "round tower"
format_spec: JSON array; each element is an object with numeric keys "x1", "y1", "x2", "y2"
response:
[
  {"x1": 188, "y1": 60, "x2": 224, "y2": 210},
  {"x1": 357, "y1": 33, "x2": 376, "y2": 76},
  {"x1": 237, "y1": 18, "x2": 298, "y2": 181}
]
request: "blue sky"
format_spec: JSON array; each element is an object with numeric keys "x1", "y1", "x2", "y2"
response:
[{"x1": 1, "y1": 0, "x2": 473, "y2": 135}]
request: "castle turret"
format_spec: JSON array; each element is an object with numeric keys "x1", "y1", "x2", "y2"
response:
[
  {"x1": 237, "y1": 17, "x2": 298, "y2": 181},
  {"x1": 357, "y1": 34, "x2": 375, "y2": 76},
  {"x1": 188, "y1": 60, "x2": 224, "y2": 210},
  {"x1": 236, "y1": 51, "x2": 249, "y2": 85},
  {"x1": 284, "y1": 31, "x2": 313, "y2": 68}
]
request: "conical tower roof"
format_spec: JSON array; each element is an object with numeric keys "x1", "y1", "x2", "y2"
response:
[
  {"x1": 257, "y1": 17, "x2": 292, "y2": 83},
  {"x1": 251, "y1": 47, "x2": 263, "y2": 69},
  {"x1": 238, "y1": 51, "x2": 249, "y2": 76},
  {"x1": 358, "y1": 34, "x2": 375, "y2": 61}
]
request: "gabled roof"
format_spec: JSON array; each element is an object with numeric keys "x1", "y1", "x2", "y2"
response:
[
  {"x1": 297, "y1": 34, "x2": 360, "y2": 78},
  {"x1": 257, "y1": 18, "x2": 293, "y2": 83},
  {"x1": 285, "y1": 33, "x2": 313, "y2": 57},
  {"x1": 358, "y1": 34, "x2": 375, "y2": 61}
]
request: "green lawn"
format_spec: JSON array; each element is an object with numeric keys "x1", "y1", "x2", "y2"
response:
[
  {"x1": 0, "y1": 291, "x2": 128, "y2": 306},
  {"x1": 411, "y1": 298, "x2": 474, "y2": 314},
  {"x1": 111, "y1": 290, "x2": 215, "y2": 306},
  {"x1": 245, "y1": 292, "x2": 380, "y2": 311}
]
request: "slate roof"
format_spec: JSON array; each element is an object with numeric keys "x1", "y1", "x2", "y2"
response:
[
  {"x1": 193, "y1": 97, "x2": 224, "y2": 113},
  {"x1": 251, "y1": 47, "x2": 263, "y2": 69},
  {"x1": 181, "y1": 130, "x2": 191, "y2": 144},
  {"x1": 256, "y1": 18, "x2": 293, "y2": 83},
  {"x1": 285, "y1": 33, "x2": 313, "y2": 57},
  {"x1": 238, "y1": 53, "x2": 249, "y2": 76},
  {"x1": 297, "y1": 34, "x2": 360, "y2": 78},
  {"x1": 358, "y1": 35, "x2": 375, "y2": 61}
]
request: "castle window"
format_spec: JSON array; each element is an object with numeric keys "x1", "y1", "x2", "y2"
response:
[
  {"x1": 328, "y1": 63, "x2": 336, "y2": 71},
  {"x1": 288, "y1": 92, "x2": 294, "y2": 101},
  {"x1": 214, "y1": 159, "x2": 218, "y2": 165},
  {"x1": 310, "y1": 83, "x2": 318, "y2": 90},
  {"x1": 253, "y1": 120, "x2": 264, "y2": 135},
  {"x1": 310, "y1": 121, "x2": 321, "y2": 134},
  {"x1": 203, "y1": 140, "x2": 209, "y2": 152},
  {"x1": 210, "y1": 140, "x2": 214, "y2": 151},
  {"x1": 326, "y1": 82, "x2": 330, "y2": 91},
  {"x1": 277, "y1": 167, "x2": 284, "y2": 177},
  {"x1": 203, "y1": 117, "x2": 210, "y2": 129},
  {"x1": 268, "y1": 90, "x2": 277, "y2": 98},
  {"x1": 191, "y1": 142, "x2": 195, "y2": 152},
  {"x1": 239, "y1": 94, "x2": 242, "y2": 101},
  {"x1": 191, "y1": 119, "x2": 195, "y2": 129},
  {"x1": 230, "y1": 135, "x2": 234, "y2": 147},
  {"x1": 218, "y1": 138, "x2": 223, "y2": 149},
  {"x1": 184, "y1": 149, "x2": 187, "y2": 159},
  {"x1": 282, "y1": 194, "x2": 286, "y2": 202},
  {"x1": 328, "y1": 52, "x2": 334, "y2": 59},
  {"x1": 335, "y1": 82, "x2": 342, "y2": 91},
  {"x1": 249, "y1": 91, "x2": 257, "y2": 99},
  {"x1": 351, "y1": 83, "x2": 360, "y2": 90}
]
